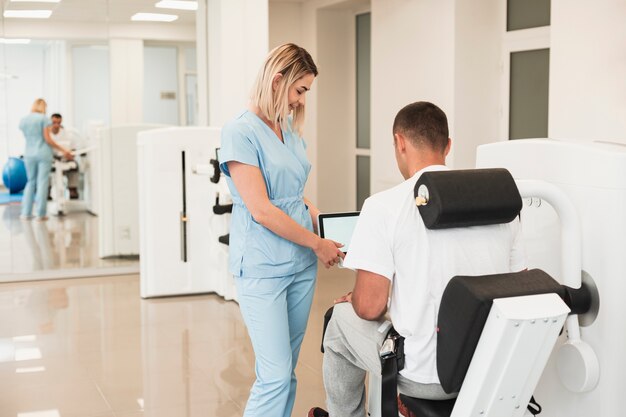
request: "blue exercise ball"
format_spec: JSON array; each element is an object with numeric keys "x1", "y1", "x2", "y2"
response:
[{"x1": 2, "y1": 157, "x2": 28, "y2": 194}]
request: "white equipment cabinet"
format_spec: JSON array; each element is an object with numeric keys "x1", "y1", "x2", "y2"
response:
[
  {"x1": 138, "y1": 127, "x2": 235, "y2": 300},
  {"x1": 477, "y1": 139, "x2": 626, "y2": 417},
  {"x1": 95, "y1": 124, "x2": 166, "y2": 258}
]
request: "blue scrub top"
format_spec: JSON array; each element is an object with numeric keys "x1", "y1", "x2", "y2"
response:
[
  {"x1": 19, "y1": 113, "x2": 53, "y2": 160},
  {"x1": 220, "y1": 110, "x2": 317, "y2": 278}
]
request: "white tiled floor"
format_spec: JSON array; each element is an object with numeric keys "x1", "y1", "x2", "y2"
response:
[
  {"x1": 0, "y1": 203, "x2": 137, "y2": 279},
  {"x1": 0, "y1": 265, "x2": 356, "y2": 416}
]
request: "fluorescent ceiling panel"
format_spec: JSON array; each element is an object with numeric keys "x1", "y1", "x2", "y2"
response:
[
  {"x1": 3, "y1": 10, "x2": 53, "y2": 18},
  {"x1": 16, "y1": 366, "x2": 46, "y2": 373},
  {"x1": 18, "y1": 411, "x2": 61, "y2": 417},
  {"x1": 15, "y1": 347, "x2": 42, "y2": 361},
  {"x1": 10, "y1": 0, "x2": 60, "y2": 3},
  {"x1": 131, "y1": 12, "x2": 178, "y2": 22},
  {"x1": 155, "y1": 0, "x2": 198, "y2": 11},
  {"x1": 0, "y1": 38, "x2": 32, "y2": 44}
]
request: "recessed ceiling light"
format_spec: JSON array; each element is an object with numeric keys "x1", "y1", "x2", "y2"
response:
[
  {"x1": 15, "y1": 347, "x2": 42, "y2": 361},
  {"x1": 0, "y1": 38, "x2": 32, "y2": 44},
  {"x1": 16, "y1": 366, "x2": 46, "y2": 373},
  {"x1": 131, "y1": 12, "x2": 178, "y2": 22},
  {"x1": 155, "y1": 0, "x2": 197, "y2": 11},
  {"x1": 10, "y1": 0, "x2": 61, "y2": 3},
  {"x1": 17, "y1": 410, "x2": 61, "y2": 417},
  {"x1": 3, "y1": 10, "x2": 53, "y2": 19}
]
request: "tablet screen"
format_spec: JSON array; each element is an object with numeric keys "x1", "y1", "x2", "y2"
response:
[{"x1": 318, "y1": 212, "x2": 360, "y2": 253}]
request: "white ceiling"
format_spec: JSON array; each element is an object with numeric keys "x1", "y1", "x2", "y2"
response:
[
  {"x1": 1, "y1": 0, "x2": 315, "y2": 25},
  {"x1": 2, "y1": 0, "x2": 197, "y2": 25}
]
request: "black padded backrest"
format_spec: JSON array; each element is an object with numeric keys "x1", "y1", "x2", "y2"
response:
[
  {"x1": 436, "y1": 269, "x2": 565, "y2": 394},
  {"x1": 415, "y1": 168, "x2": 522, "y2": 229}
]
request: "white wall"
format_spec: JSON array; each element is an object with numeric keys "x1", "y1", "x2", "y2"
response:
[
  {"x1": 206, "y1": 0, "x2": 269, "y2": 127},
  {"x1": 1, "y1": 44, "x2": 47, "y2": 160},
  {"x1": 269, "y1": 2, "x2": 303, "y2": 48},
  {"x1": 0, "y1": 19, "x2": 195, "y2": 133},
  {"x1": 196, "y1": 0, "x2": 626, "y2": 205},
  {"x1": 299, "y1": 0, "x2": 371, "y2": 205},
  {"x1": 109, "y1": 39, "x2": 143, "y2": 125},
  {"x1": 196, "y1": 0, "x2": 209, "y2": 126},
  {"x1": 0, "y1": 46, "x2": 7, "y2": 166},
  {"x1": 2, "y1": 22, "x2": 195, "y2": 43},
  {"x1": 453, "y1": 0, "x2": 503, "y2": 169},
  {"x1": 316, "y1": 8, "x2": 356, "y2": 212},
  {"x1": 43, "y1": 41, "x2": 67, "y2": 123},
  {"x1": 143, "y1": 46, "x2": 180, "y2": 126},
  {"x1": 72, "y1": 45, "x2": 111, "y2": 131},
  {"x1": 549, "y1": 0, "x2": 626, "y2": 143},
  {"x1": 370, "y1": 0, "x2": 455, "y2": 194}
]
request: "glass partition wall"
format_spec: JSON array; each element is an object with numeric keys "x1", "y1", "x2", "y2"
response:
[{"x1": 0, "y1": 0, "x2": 197, "y2": 282}]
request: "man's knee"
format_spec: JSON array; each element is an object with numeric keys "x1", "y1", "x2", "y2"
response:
[
  {"x1": 331, "y1": 302, "x2": 359, "y2": 324},
  {"x1": 322, "y1": 303, "x2": 360, "y2": 349}
]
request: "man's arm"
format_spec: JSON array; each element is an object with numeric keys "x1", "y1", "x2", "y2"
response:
[
  {"x1": 351, "y1": 269, "x2": 390, "y2": 321},
  {"x1": 44, "y1": 127, "x2": 73, "y2": 160}
]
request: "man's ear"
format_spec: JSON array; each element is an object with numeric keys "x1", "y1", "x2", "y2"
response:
[
  {"x1": 394, "y1": 133, "x2": 406, "y2": 152},
  {"x1": 444, "y1": 138, "x2": 452, "y2": 157},
  {"x1": 272, "y1": 73, "x2": 283, "y2": 91}
]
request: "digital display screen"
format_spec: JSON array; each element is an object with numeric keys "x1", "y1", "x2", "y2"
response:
[{"x1": 318, "y1": 212, "x2": 360, "y2": 253}]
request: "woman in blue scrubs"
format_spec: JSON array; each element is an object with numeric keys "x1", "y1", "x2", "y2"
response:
[
  {"x1": 220, "y1": 44, "x2": 344, "y2": 417},
  {"x1": 19, "y1": 98, "x2": 73, "y2": 221}
]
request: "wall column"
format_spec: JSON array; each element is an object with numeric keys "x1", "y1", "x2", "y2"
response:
[
  {"x1": 196, "y1": 0, "x2": 269, "y2": 127},
  {"x1": 109, "y1": 38, "x2": 143, "y2": 125}
]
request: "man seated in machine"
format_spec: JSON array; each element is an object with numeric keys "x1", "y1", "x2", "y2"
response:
[
  {"x1": 49, "y1": 113, "x2": 81, "y2": 199},
  {"x1": 309, "y1": 102, "x2": 526, "y2": 417}
]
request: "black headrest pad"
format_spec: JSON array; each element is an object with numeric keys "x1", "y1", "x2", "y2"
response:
[
  {"x1": 437, "y1": 269, "x2": 565, "y2": 394},
  {"x1": 415, "y1": 168, "x2": 522, "y2": 229}
]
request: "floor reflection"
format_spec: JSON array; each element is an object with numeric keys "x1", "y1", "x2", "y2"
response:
[
  {"x1": 0, "y1": 267, "x2": 356, "y2": 416},
  {"x1": 0, "y1": 203, "x2": 137, "y2": 278}
]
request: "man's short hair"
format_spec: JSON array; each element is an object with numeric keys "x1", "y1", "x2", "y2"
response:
[
  {"x1": 51, "y1": 113, "x2": 62, "y2": 120},
  {"x1": 392, "y1": 101, "x2": 449, "y2": 153}
]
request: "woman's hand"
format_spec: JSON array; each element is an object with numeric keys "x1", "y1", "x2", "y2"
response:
[
  {"x1": 314, "y1": 238, "x2": 345, "y2": 269},
  {"x1": 63, "y1": 150, "x2": 74, "y2": 161}
]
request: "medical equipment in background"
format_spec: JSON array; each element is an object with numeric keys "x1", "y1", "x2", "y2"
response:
[
  {"x1": 210, "y1": 148, "x2": 233, "y2": 247},
  {"x1": 48, "y1": 155, "x2": 80, "y2": 216},
  {"x1": 474, "y1": 138, "x2": 622, "y2": 416},
  {"x1": 82, "y1": 120, "x2": 105, "y2": 215},
  {"x1": 137, "y1": 127, "x2": 235, "y2": 300},
  {"x1": 93, "y1": 124, "x2": 166, "y2": 258},
  {"x1": 48, "y1": 146, "x2": 95, "y2": 216}
]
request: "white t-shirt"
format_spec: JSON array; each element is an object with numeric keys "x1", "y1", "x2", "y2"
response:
[
  {"x1": 51, "y1": 129, "x2": 70, "y2": 149},
  {"x1": 51, "y1": 128, "x2": 86, "y2": 151},
  {"x1": 343, "y1": 165, "x2": 526, "y2": 384}
]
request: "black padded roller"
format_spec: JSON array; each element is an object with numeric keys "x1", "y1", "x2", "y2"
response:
[
  {"x1": 414, "y1": 168, "x2": 522, "y2": 229},
  {"x1": 437, "y1": 269, "x2": 565, "y2": 394}
]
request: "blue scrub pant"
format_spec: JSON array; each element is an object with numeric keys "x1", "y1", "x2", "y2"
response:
[
  {"x1": 235, "y1": 262, "x2": 317, "y2": 417},
  {"x1": 21, "y1": 156, "x2": 53, "y2": 218}
]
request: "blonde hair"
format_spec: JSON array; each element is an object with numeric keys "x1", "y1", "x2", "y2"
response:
[
  {"x1": 31, "y1": 98, "x2": 47, "y2": 114},
  {"x1": 251, "y1": 43, "x2": 318, "y2": 134}
]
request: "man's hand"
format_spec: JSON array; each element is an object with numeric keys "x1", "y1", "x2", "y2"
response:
[{"x1": 334, "y1": 291, "x2": 352, "y2": 304}]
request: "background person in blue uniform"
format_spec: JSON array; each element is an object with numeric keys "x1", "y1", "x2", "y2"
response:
[
  {"x1": 19, "y1": 98, "x2": 73, "y2": 221},
  {"x1": 220, "y1": 43, "x2": 344, "y2": 417}
]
